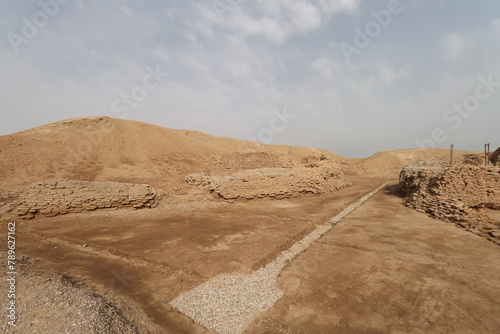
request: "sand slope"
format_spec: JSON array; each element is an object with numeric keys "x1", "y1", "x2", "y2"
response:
[
  {"x1": 342, "y1": 148, "x2": 481, "y2": 177},
  {"x1": 0, "y1": 116, "x2": 336, "y2": 191}
]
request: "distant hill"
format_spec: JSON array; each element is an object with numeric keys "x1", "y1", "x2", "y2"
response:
[{"x1": 342, "y1": 148, "x2": 482, "y2": 178}]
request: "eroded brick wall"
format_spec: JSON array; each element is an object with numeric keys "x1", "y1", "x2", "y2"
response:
[
  {"x1": 4, "y1": 180, "x2": 163, "y2": 219},
  {"x1": 210, "y1": 152, "x2": 297, "y2": 176},
  {"x1": 400, "y1": 164, "x2": 500, "y2": 245},
  {"x1": 187, "y1": 160, "x2": 351, "y2": 200}
]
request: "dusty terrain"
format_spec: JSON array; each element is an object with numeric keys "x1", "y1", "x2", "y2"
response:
[{"x1": 0, "y1": 116, "x2": 499, "y2": 333}]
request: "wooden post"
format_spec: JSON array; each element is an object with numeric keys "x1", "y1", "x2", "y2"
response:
[
  {"x1": 485, "y1": 143, "x2": 490, "y2": 166},
  {"x1": 450, "y1": 143, "x2": 454, "y2": 167},
  {"x1": 488, "y1": 144, "x2": 491, "y2": 166}
]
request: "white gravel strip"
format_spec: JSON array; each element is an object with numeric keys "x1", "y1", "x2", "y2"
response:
[{"x1": 170, "y1": 183, "x2": 388, "y2": 334}]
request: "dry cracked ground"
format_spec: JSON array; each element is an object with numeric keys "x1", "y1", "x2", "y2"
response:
[{"x1": 1, "y1": 177, "x2": 500, "y2": 333}]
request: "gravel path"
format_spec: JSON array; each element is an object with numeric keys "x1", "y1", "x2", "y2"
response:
[{"x1": 170, "y1": 183, "x2": 388, "y2": 334}]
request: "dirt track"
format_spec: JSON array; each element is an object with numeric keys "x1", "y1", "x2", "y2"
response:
[{"x1": 2, "y1": 177, "x2": 499, "y2": 333}]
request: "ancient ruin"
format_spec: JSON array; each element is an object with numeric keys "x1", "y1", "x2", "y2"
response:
[
  {"x1": 400, "y1": 160, "x2": 500, "y2": 245},
  {"x1": 187, "y1": 152, "x2": 351, "y2": 200},
  {"x1": 210, "y1": 151, "x2": 297, "y2": 175},
  {"x1": 491, "y1": 147, "x2": 500, "y2": 166},
  {"x1": 3, "y1": 180, "x2": 163, "y2": 219}
]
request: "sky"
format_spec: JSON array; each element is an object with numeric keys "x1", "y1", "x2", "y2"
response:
[{"x1": 1, "y1": 0, "x2": 499, "y2": 158}]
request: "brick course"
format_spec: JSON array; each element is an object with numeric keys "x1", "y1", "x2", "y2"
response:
[{"x1": 4, "y1": 180, "x2": 163, "y2": 219}]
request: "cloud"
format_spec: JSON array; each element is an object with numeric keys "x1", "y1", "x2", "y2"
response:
[
  {"x1": 377, "y1": 66, "x2": 411, "y2": 87},
  {"x1": 195, "y1": 0, "x2": 358, "y2": 45},
  {"x1": 318, "y1": 0, "x2": 360, "y2": 14},
  {"x1": 493, "y1": 19, "x2": 500, "y2": 39},
  {"x1": 281, "y1": 1, "x2": 322, "y2": 33},
  {"x1": 310, "y1": 57, "x2": 345, "y2": 82},
  {"x1": 153, "y1": 48, "x2": 170, "y2": 64},
  {"x1": 76, "y1": 0, "x2": 85, "y2": 11},
  {"x1": 224, "y1": 59, "x2": 252, "y2": 78},
  {"x1": 120, "y1": 5, "x2": 134, "y2": 17},
  {"x1": 179, "y1": 29, "x2": 203, "y2": 50},
  {"x1": 442, "y1": 33, "x2": 465, "y2": 62}
]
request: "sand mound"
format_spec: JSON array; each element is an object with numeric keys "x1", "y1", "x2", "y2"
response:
[
  {"x1": 400, "y1": 159, "x2": 500, "y2": 245},
  {"x1": 0, "y1": 116, "x2": 340, "y2": 193},
  {"x1": 343, "y1": 148, "x2": 482, "y2": 177}
]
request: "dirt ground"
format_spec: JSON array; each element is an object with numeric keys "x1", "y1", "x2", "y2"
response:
[
  {"x1": 247, "y1": 184, "x2": 500, "y2": 334},
  {"x1": 1, "y1": 176, "x2": 499, "y2": 333}
]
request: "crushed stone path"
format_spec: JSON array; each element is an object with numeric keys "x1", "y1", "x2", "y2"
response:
[{"x1": 170, "y1": 183, "x2": 388, "y2": 334}]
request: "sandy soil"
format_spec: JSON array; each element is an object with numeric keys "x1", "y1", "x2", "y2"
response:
[{"x1": 1, "y1": 178, "x2": 499, "y2": 333}]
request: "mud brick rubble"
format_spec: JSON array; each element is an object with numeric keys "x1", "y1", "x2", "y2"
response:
[
  {"x1": 4, "y1": 180, "x2": 163, "y2": 219},
  {"x1": 400, "y1": 161, "x2": 500, "y2": 245},
  {"x1": 187, "y1": 152, "x2": 352, "y2": 200}
]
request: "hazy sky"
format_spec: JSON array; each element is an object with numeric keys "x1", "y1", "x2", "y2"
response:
[{"x1": 1, "y1": 0, "x2": 499, "y2": 157}]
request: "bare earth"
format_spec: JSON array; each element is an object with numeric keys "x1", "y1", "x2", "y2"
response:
[
  {"x1": 2, "y1": 179, "x2": 499, "y2": 333},
  {"x1": 0, "y1": 117, "x2": 499, "y2": 333}
]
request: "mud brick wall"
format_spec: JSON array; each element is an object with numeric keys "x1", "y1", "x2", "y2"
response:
[
  {"x1": 187, "y1": 163, "x2": 351, "y2": 200},
  {"x1": 401, "y1": 165, "x2": 500, "y2": 218},
  {"x1": 490, "y1": 147, "x2": 500, "y2": 166},
  {"x1": 5, "y1": 180, "x2": 163, "y2": 219},
  {"x1": 191, "y1": 152, "x2": 351, "y2": 200},
  {"x1": 210, "y1": 152, "x2": 298, "y2": 176},
  {"x1": 400, "y1": 164, "x2": 500, "y2": 245}
]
